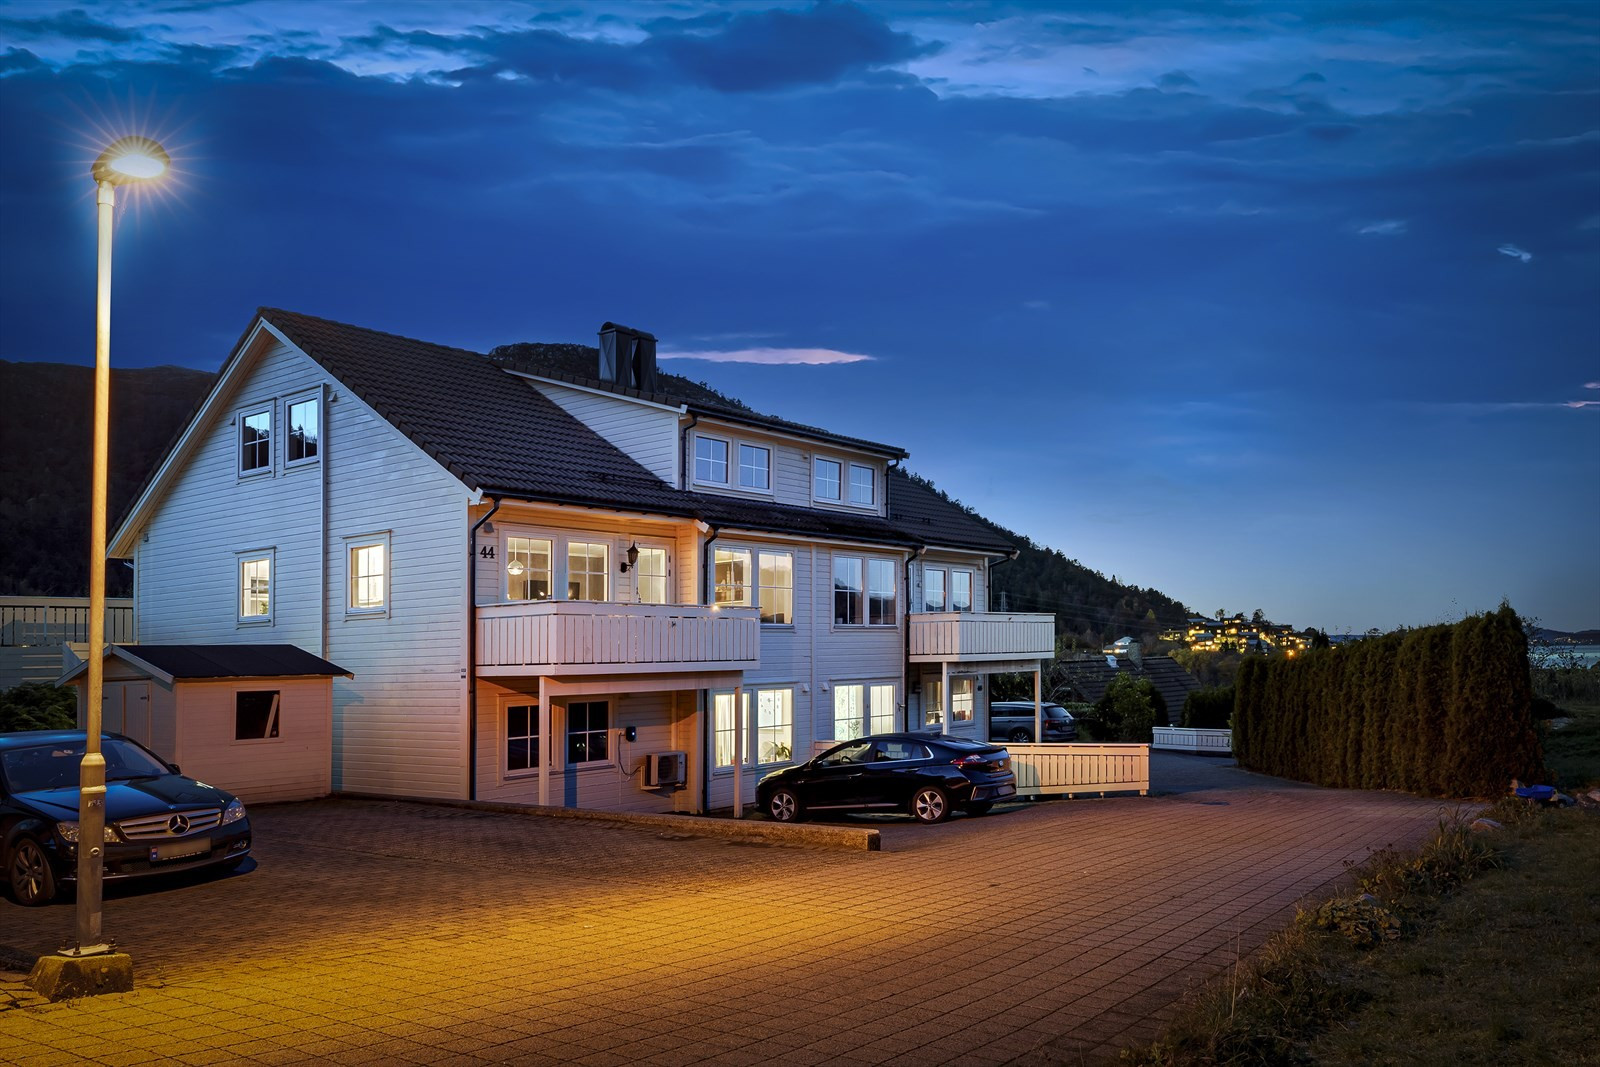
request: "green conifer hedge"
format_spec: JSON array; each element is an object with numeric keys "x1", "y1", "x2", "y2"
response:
[{"x1": 1233, "y1": 605, "x2": 1542, "y2": 796}]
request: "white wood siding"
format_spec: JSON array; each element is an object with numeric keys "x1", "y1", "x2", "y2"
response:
[
  {"x1": 170, "y1": 678, "x2": 333, "y2": 803},
  {"x1": 532, "y1": 381, "x2": 680, "y2": 483},
  {"x1": 130, "y1": 337, "x2": 473, "y2": 801}
]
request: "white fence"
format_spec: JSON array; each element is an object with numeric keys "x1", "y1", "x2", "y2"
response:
[
  {"x1": 1151, "y1": 727, "x2": 1233, "y2": 754},
  {"x1": 1006, "y1": 742, "x2": 1150, "y2": 797}
]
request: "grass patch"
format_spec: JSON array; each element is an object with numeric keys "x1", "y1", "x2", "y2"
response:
[
  {"x1": 1543, "y1": 698, "x2": 1600, "y2": 790},
  {"x1": 1117, "y1": 802, "x2": 1599, "y2": 1066}
]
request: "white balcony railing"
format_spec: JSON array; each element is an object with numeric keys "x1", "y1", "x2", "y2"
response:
[
  {"x1": 475, "y1": 601, "x2": 760, "y2": 676},
  {"x1": 907, "y1": 611, "x2": 1055, "y2": 663}
]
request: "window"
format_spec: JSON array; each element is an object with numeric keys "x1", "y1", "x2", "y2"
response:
[
  {"x1": 951, "y1": 677, "x2": 975, "y2": 723},
  {"x1": 757, "y1": 551, "x2": 793, "y2": 624},
  {"x1": 833, "y1": 683, "x2": 896, "y2": 740},
  {"x1": 924, "y1": 567, "x2": 947, "y2": 612},
  {"x1": 833, "y1": 556, "x2": 862, "y2": 625},
  {"x1": 566, "y1": 701, "x2": 609, "y2": 764},
  {"x1": 713, "y1": 692, "x2": 751, "y2": 768},
  {"x1": 506, "y1": 704, "x2": 539, "y2": 774},
  {"x1": 715, "y1": 547, "x2": 750, "y2": 606},
  {"x1": 924, "y1": 678, "x2": 943, "y2": 727},
  {"x1": 235, "y1": 691, "x2": 280, "y2": 740},
  {"x1": 239, "y1": 408, "x2": 271, "y2": 474},
  {"x1": 757, "y1": 689, "x2": 793, "y2": 764},
  {"x1": 347, "y1": 535, "x2": 388, "y2": 614},
  {"x1": 833, "y1": 684, "x2": 864, "y2": 741},
  {"x1": 952, "y1": 570, "x2": 974, "y2": 613},
  {"x1": 567, "y1": 542, "x2": 608, "y2": 601},
  {"x1": 870, "y1": 684, "x2": 896, "y2": 733},
  {"x1": 238, "y1": 552, "x2": 272, "y2": 622},
  {"x1": 868, "y1": 559, "x2": 896, "y2": 625},
  {"x1": 635, "y1": 546, "x2": 670, "y2": 605},
  {"x1": 694, "y1": 436, "x2": 729, "y2": 484},
  {"x1": 507, "y1": 537, "x2": 553, "y2": 601},
  {"x1": 849, "y1": 464, "x2": 875, "y2": 506},
  {"x1": 738, "y1": 444, "x2": 770, "y2": 491},
  {"x1": 285, "y1": 396, "x2": 319, "y2": 466},
  {"x1": 814, "y1": 458, "x2": 841, "y2": 501}
]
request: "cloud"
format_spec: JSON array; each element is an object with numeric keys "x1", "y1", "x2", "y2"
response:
[
  {"x1": 1586, "y1": 382, "x2": 1600, "y2": 390},
  {"x1": 0, "y1": 8, "x2": 142, "y2": 44},
  {"x1": 659, "y1": 347, "x2": 874, "y2": 364},
  {"x1": 1580, "y1": 215, "x2": 1600, "y2": 231},
  {"x1": 1358, "y1": 219, "x2": 1407, "y2": 236},
  {"x1": 1497, "y1": 243, "x2": 1533, "y2": 262}
]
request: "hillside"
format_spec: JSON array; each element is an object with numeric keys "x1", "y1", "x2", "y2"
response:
[
  {"x1": 0, "y1": 360, "x2": 1195, "y2": 636},
  {"x1": 0, "y1": 360, "x2": 216, "y2": 596}
]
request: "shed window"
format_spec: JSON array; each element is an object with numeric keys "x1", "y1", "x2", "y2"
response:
[{"x1": 236, "y1": 691, "x2": 280, "y2": 740}]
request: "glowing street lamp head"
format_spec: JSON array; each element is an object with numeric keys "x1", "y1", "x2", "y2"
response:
[{"x1": 92, "y1": 136, "x2": 170, "y2": 185}]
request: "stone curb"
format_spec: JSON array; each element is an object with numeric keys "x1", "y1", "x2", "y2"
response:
[{"x1": 334, "y1": 792, "x2": 881, "y2": 852}]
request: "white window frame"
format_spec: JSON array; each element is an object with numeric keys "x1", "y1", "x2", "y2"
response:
[
  {"x1": 924, "y1": 567, "x2": 947, "y2": 613},
  {"x1": 567, "y1": 542, "x2": 609, "y2": 602},
  {"x1": 834, "y1": 554, "x2": 896, "y2": 628},
  {"x1": 950, "y1": 676, "x2": 975, "y2": 723},
  {"x1": 712, "y1": 691, "x2": 751, "y2": 770},
  {"x1": 633, "y1": 544, "x2": 671, "y2": 605},
  {"x1": 693, "y1": 434, "x2": 731, "y2": 487},
  {"x1": 868, "y1": 558, "x2": 896, "y2": 626},
  {"x1": 952, "y1": 569, "x2": 974, "y2": 613},
  {"x1": 756, "y1": 688, "x2": 794, "y2": 765},
  {"x1": 848, "y1": 463, "x2": 875, "y2": 507},
  {"x1": 813, "y1": 457, "x2": 842, "y2": 502},
  {"x1": 238, "y1": 405, "x2": 273, "y2": 477},
  {"x1": 237, "y1": 549, "x2": 274, "y2": 625},
  {"x1": 833, "y1": 555, "x2": 862, "y2": 625},
  {"x1": 283, "y1": 392, "x2": 321, "y2": 469},
  {"x1": 832, "y1": 681, "x2": 897, "y2": 741},
  {"x1": 345, "y1": 532, "x2": 390, "y2": 617},
  {"x1": 714, "y1": 546, "x2": 751, "y2": 607},
  {"x1": 737, "y1": 443, "x2": 772, "y2": 492},
  {"x1": 757, "y1": 550, "x2": 793, "y2": 625},
  {"x1": 505, "y1": 535, "x2": 554, "y2": 603},
  {"x1": 504, "y1": 700, "x2": 541, "y2": 778}
]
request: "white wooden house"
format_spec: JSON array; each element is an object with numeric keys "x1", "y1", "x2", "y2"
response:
[{"x1": 107, "y1": 309, "x2": 1055, "y2": 814}]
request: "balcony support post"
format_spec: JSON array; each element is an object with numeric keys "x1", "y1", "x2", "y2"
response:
[
  {"x1": 537, "y1": 676, "x2": 550, "y2": 809},
  {"x1": 940, "y1": 662, "x2": 950, "y2": 735},
  {"x1": 1034, "y1": 666, "x2": 1042, "y2": 743},
  {"x1": 731, "y1": 683, "x2": 744, "y2": 818}
]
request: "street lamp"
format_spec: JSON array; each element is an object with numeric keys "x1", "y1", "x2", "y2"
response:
[{"x1": 75, "y1": 135, "x2": 169, "y2": 958}]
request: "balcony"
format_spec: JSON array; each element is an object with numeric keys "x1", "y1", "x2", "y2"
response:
[
  {"x1": 908, "y1": 611, "x2": 1055, "y2": 664},
  {"x1": 476, "y1": 601, "x2": 760, "y2": 677}
]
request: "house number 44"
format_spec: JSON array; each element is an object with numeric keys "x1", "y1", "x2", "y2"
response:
[{"x1": 479, "y1": 546, "x2": 495, "y2": 559}]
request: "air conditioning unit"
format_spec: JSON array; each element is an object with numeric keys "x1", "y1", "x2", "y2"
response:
[{"x1": 644, "y1": 751, "x2": 688, "y2": 789}]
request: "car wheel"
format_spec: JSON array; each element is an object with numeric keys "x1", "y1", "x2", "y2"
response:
[
  {"x1": 8, "y1": 836, "x2": 57, "y2": 907},
  {"x1": 964, "y1": 801, "x2": 994, "y2": 817},
  {"x1": 1008, "y1": 728, "x2": 1032, "y2": 742},
  {"x1": 911, "y1": 786, "x2": 950, "y2": 824},
  {"x1": 767, "y1": 788, "x2": 804, "y2": 823}
]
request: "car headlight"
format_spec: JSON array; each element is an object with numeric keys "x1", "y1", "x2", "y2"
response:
[
  {"x1": 220, "y1": 799, "x2": 247, "y2": 825},
  {"x1": 57, "y1": 821, "x2": 118, "y2": 844}
]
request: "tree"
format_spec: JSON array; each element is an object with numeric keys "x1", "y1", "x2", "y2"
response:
[
  {"x1": 1089, "y1": 674, "x2": 1166, "y2": 742},
  {"x1": 1251, "y1": 608, "x2": 1266, "y2": 627},
  {"x1": 0, "y1": 683, "x2": 78, "y2": 732}
]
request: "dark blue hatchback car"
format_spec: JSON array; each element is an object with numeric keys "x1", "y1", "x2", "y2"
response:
[
  {"x1": 1, "y1": 730, "x2": 252, "y2": 906},
  {"x1": 757, "y1": 732, "x2": 1016, "y2": 824}
]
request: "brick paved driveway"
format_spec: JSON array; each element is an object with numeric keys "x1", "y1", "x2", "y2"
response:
[{"x1": 1, "y1": 754, "x2": 1455, "y2": 1066}]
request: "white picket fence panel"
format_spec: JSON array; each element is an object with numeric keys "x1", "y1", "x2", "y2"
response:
[
  {"x1": 1151, "y1": 727, "x2": 1233, "y2": 754},
  {"x1": 1006, "y1": 742, "x2": 1150, "y2": 796}
]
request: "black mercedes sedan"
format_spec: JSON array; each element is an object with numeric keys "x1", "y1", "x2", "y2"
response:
[
  {"x1": 756, "y1": 732, "x2": 1016, "y2": 824},
  {"x1": 2, "y1": 731, "x2": 252, "y2": 906}
]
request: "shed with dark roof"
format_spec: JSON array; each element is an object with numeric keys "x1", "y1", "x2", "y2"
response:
[{"x1": 62, "y1": 644, "x2": 348, "y2": 804}]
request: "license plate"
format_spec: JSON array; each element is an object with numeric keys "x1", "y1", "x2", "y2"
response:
[
  {"x1": 150, "y1": 838, "x2": 211, "y2": 863},
  {"x1": 995, "y1": 784, "x2": 1015, "y2": 798}
]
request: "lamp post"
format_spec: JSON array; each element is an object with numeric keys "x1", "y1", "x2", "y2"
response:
[{"x1": 74, "y1": 136, "x2": 169, "y2": 957}]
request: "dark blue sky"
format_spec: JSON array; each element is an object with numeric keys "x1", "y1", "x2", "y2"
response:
[{"x1": 2, "y1": 1, "x2": 1596, "y2": 632}]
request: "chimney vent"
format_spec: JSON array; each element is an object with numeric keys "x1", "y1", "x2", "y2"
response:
[{"x1": 598, "y1": 322, "x2": 659, "y2": 393}]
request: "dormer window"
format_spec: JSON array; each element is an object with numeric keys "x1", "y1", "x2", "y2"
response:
[
  {"x1": 814, "y1": 458, "x2": 842, "y2": 501},
  {"x1": 738, "y1": 444, "x2": 770, "y2": 490},
  {"x1": 849, "y1": 464, "x2": 875, "y2": 506},
  {"x1": 694, "y1": 436, "x2": 729, "y2": 485}
]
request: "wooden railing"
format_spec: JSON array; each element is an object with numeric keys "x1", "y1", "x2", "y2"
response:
[
  {"x1": 0, "y1": 597, "x2": 135, "y2": 647},
  {"x1": 476, "y1": 601, "x2": 760, "y2": 676},
  {"x1": 1005, "y1": 742, "x2": 1150, "y2": 796},
  {"x1": 908, "y1": 611, "x2": 1055, "y2": 662},
  {"x1": 1152, "y1": 727, "x2": 1233, "y2": 754}
]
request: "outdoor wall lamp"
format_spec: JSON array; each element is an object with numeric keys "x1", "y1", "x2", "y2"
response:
[{"x1": 619, "y1": 542, "x2": 640, "y2": 573}]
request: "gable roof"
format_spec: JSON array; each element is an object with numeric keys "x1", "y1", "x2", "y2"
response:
[
  {"x1": 116, "y1": 308, "x2": 1013, "y2": 557},
  {"x1": 61, "y1": 644, "x2": 350, "y2": 685}
]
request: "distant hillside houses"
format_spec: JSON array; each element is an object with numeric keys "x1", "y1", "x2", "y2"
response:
[{"x1": 1155, "y1": 614, "x2": 1313, "y2": 656}]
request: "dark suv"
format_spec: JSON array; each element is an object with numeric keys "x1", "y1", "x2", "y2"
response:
[
  {"x1": 2, "y1": 731, "x2": 252, "y2": 906},
  {"x1": 988, "y1": 701, "x2": 1079, "y2": 742}
]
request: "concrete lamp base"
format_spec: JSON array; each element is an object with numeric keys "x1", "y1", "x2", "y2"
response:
[{"x1": 27, "y1": 952, "x2": 134, "y2": 1001}]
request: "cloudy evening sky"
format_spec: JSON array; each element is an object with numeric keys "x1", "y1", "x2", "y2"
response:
[{"x1": 1, "y1": 0, "x2": 1596, "y2": 633}]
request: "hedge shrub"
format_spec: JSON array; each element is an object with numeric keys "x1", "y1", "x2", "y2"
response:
[{"x1": 1182, "y1": 686, "x2": 1234, "y2": 729}]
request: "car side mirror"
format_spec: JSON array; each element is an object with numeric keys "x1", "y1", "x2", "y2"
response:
[{"x1": 168, "y1": 763, "x2": 181, "y2": 774}]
